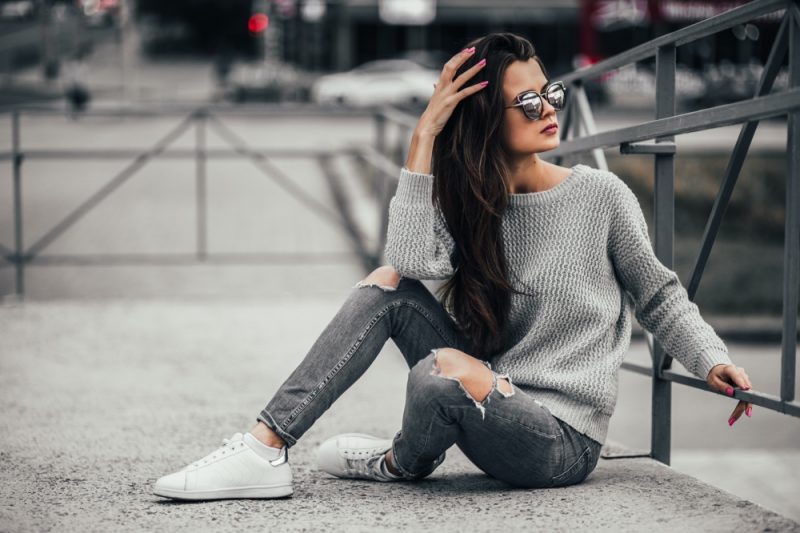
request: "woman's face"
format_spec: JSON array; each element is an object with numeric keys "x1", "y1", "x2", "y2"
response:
[{"x1": 500, "y1": 58, "x2": 560, "y2": 156}]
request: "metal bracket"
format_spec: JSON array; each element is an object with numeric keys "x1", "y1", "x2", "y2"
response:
[{"x1": 620, "y1": 141, "x2": 677, "y2": 154}]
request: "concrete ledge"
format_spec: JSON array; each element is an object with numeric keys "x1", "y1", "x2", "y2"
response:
[
  {"x1": 1, "y1": 299, "x2": 798, "y2": 532},
  {"x1": 4, "y1": 435, "x2": 798, "y2": 532}
]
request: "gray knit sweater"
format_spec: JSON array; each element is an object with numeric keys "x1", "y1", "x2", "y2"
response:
[{"x1": 384, "y1": 163, "x2": 734, "y2": 446}]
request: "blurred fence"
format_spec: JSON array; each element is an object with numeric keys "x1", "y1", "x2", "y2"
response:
[
  {"x1": 0, "y1": 104, "x2": 392, "y2": 296},
  {"x1": 368, "y1": 0, "x2": 800, "y2": 465}
]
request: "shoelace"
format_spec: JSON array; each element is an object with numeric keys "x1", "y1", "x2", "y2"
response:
[
  {"x1": 345, "y1": 451, "x2": 390, "y2": 480},
  {"x1": 190, "y1": 432, "x2": 246, "y2": 468}
]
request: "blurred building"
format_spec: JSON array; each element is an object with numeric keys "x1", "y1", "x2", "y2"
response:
[
  {"x1": 124, "y1": 0, "x2": 786, "y2": 74},
  {"x1": 286, "y1": 0, "x2": 581, "y2": 73},
  {"x1": 273, "y1": 0, "x2": 783, "y2": 74}
]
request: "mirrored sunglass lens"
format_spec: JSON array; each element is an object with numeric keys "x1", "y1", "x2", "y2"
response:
[
  {"x1": 521, "y1": 93, "x2": 542, "y2": 118},
  {"x1": 547, "y1": 86, "x2": 565, "y2": 109}
]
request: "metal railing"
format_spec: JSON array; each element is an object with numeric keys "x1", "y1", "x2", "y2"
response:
[
  {"x1": 0, "y1": 104, "x2": 396, "y2": 297},
  {"x1": 368, "y1": 0, "x2": 800, "y2": 465}
]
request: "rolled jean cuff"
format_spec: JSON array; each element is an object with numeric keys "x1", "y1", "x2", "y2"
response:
[
  {"x1": 256, "y1": 409, "x2": 298, "y2": 448},
  {"x1": 389, "y1": 429, "x2": 432, "y2": 480}
]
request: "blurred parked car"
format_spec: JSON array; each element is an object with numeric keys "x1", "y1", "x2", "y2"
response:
[
  {"x1": 397, "y1": 49, "x2": 450, "y2": 71},
  {"x1": 310, "y1": 58, "x2": 439, "y2": 107},
  {"x1": 0, "y1": 0, "x2": 36, "y2": 20},
  {"x1": 687, "y1": 60, "x2": 773, "y2": 108},
  {"x1": 222, "y1": 60, "x2": 313, "y2": 103},
  {"x1": 602, "y1": 62, "x2": 706, "y2": 109}
]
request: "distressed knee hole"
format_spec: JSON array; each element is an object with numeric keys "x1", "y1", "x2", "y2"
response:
[
  {"x1": 353, "y1": 265, "x2": 402, "y2": 292},
  {"x1": 428, "y1": 348, "x2": 514, "y2": 420}
]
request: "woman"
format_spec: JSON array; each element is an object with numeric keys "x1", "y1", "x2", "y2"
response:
[{"x1": 153, "y1": 32, "x2": 753, "y2": 500}]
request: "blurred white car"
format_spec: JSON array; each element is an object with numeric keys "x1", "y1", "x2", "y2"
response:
[{"x1": 311, "y1": 59, "x2": 439, "y2": 107}]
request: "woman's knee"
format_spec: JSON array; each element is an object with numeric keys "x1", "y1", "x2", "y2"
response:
[
  {"x1": 429, "y1": 347, "x2": 512, "y2": 401},
  {"x1": 408, "y1": 348, "x2": 496, "y2": 400},
  {"x1": 353, "y1": 265, "x2": 402, "y2": 292}
]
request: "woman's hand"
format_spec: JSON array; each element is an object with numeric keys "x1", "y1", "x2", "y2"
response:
[
  {"x1": 415, "y1": 46, "x2": 488, "y2": 138},
  {"x1": 706, "y1": 363, "x2": 753, "y2": 426},
  {"x1": 404, "y1": 47, "x2": 488, "y2": 173}
]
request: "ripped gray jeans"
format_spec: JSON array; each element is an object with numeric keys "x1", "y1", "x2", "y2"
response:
[{"x1": 257, "y1": 275, "x2": 602, "y2": 488}]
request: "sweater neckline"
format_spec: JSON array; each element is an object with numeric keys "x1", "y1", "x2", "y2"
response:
[{"x1": 507, "y1": 164, "x2": 585, "y2": 207}]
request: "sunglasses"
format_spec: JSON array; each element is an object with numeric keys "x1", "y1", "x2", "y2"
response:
[{"x1": 503, "y1": 81, "x2": 567, "y2": 120}]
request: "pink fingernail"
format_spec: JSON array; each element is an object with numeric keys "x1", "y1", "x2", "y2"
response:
[
  {"x1": 477, "y1": 58, "x2": 486, "y2": 66},
  {"x1": 728, "y1": 417, "x2": 736, "y2": 426},
  {"x1": 480, "y1": 81, "x2": 489, "y2": 87},
  {"x1": 463, "y1": 47, "x2": 475, "y2": 54},
  {"x1": 726, "y1": 387, "x2": 733, "y2": 396},
  {"x1": 746, "y1": 406, "x2": 752, "y2": 417}
]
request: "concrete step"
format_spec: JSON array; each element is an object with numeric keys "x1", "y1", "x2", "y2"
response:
[{"x1": 1, "y1": 298, "x2": 798, "y2": 531}]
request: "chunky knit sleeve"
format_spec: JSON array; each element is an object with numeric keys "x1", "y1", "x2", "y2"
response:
[
  {"x1": 608, "y1": 178, "x2": 734, "y2": 380},
  {"x1": 383, "y1": 167, "x2": 457, "y2": 280}
]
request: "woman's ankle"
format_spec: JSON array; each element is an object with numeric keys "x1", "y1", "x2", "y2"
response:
[
  {"x1": 250, "y1": 421, "x2": 287, "y2": 449},
  {"x1": 384, "y1": 450, "x2": 403, "y2": 477}
]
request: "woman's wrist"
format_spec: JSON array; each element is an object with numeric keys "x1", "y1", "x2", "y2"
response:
[{"x1": 404, "y1": 129, "x2": 436, "y2": 174}]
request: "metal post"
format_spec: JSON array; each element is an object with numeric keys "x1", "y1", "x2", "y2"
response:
[
  {"x1": 12, "y1": 110, "x2": 24, "y2": 298},
  {"x1": 781, "y1": 0, "x2": 800, "y2": 404},
  {"x1": 196, "y1": 111, "x2": 207, "y2": 260},
  {"x1": 651, "y1": 43, "x2": 677, "y2": 465}
]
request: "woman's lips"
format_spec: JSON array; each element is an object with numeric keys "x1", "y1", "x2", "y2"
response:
[{"x1": 541, "y1": 123, "x2": 558, "y2": 134}]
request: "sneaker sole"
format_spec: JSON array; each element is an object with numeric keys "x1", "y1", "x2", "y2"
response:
[{"x1": 153, "y1": 483, "x2": 293, "y2": 501}]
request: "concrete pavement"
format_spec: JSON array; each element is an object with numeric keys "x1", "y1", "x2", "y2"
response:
[{"x1": 1, "y1": 297, "x2": 799, "y2": 532}]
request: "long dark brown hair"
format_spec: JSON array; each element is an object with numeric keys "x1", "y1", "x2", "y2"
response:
[{"x1": 432, "y1": 32, "x2": 549, "y2": 360}]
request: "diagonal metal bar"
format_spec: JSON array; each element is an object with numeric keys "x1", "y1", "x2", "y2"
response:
[
  {"x1": 686, "y1": 10, "x2": 791, "y2": 301},
  {"x1": 793, "y1": 0, "x2": 800, "y2": 29},
  {"x1": 552, "y1": 92, "x2": 574, "y2": 168},
  {"x1": 206, "y1": 113, "x2": 347, "y2": 230},
  {"x1": 571, "y1": 84, "x2": 608, "y2": 170},
  {"x1": 351, "y1": 144, "x2": 402, "y2": 261},
  {"x1": 316, "y1": 153, "x2": 376, "y2": 271},
  {"x1": 24, "y1": 112, "x2": 196, "y2": 260},
  {"x1": 545, "y1": 87, "x2": 800, "y2": 157}
]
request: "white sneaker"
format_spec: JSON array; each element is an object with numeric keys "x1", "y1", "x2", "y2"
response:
[
  {"x1": 316, "y1": 432, "x2": 445, "y2": 482},
  {"x1": 153, "y1": 432, "x2": 293, "y2": 500}
]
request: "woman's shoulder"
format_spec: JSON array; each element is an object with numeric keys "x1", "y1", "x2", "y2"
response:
[{"x1": 571, "y1": 164, "x2": 630, "y2": 199}]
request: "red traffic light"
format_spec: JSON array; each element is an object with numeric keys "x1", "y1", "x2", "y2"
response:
[{"x1": 248, "y1": 13, "x2": 269, "y2": 34}]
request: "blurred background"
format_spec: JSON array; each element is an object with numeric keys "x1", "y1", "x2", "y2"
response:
[
  {"x1": 0, "y1": 0, "x2": 791, "y2": 308},
  {"x1": 0, "y1": 0, "x2": 788, "y2": 107},
  {"x1": 0, "y1": 0, "x2": 797, "y2": 526}
]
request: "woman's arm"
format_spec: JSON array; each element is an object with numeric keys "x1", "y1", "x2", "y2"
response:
[
  {"x1": 609, "y1": 177, "x2": 754, "y2": 425},
  {"x1": 383, "y1": 162, "x2": 457, "y2": 280},
  {"x1": 607, "y1": 179, "x2": 735, "y2": 381},
  {"x1": 608, "y1": 180, "x2": 753, "y2": 426},
  {"x1": 381, "y1": 48, "x2": 489, "y2": 280}
]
